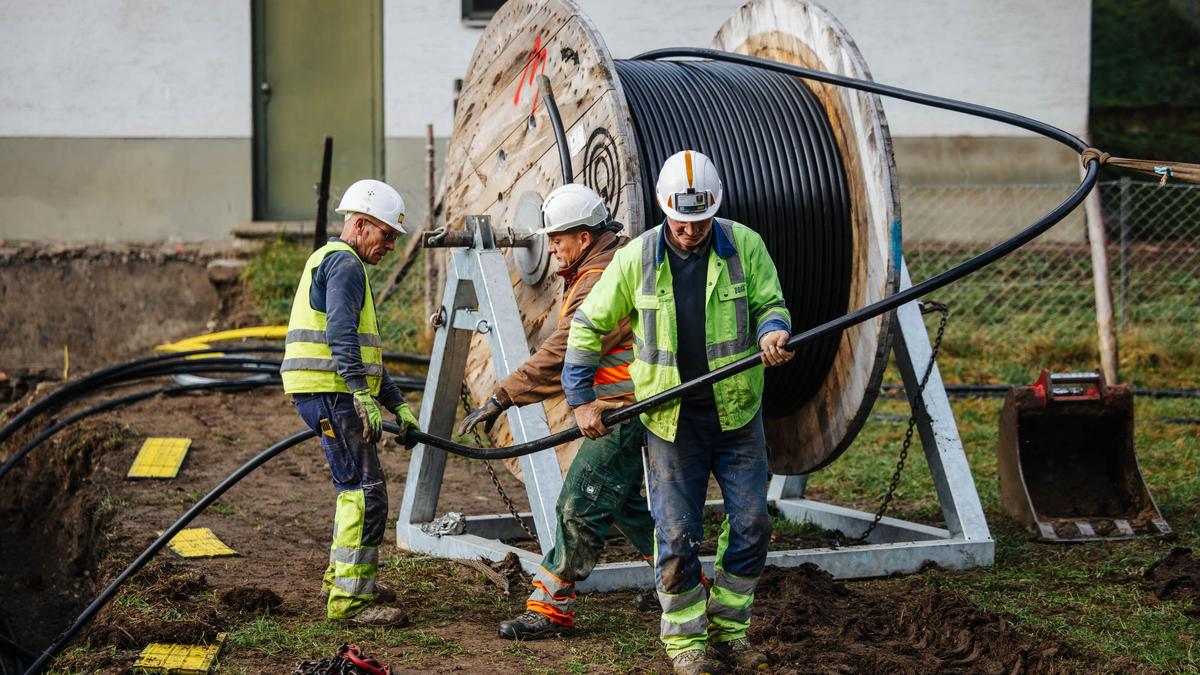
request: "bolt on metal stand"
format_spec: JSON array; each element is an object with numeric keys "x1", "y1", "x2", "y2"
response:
[{"x1": 396, "y1": 219, "x2": 992, "y2": 589}]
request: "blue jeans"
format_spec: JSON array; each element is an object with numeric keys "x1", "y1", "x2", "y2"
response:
[{"x1": 646, "y1": 408, "x2": 770, "y2": 655}]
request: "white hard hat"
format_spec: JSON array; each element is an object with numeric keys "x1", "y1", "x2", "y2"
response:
[
  {"x1": 336, "y1": 179, "x2": 407, "y2": 234},
  {"x1": 655, "y1": 150, "x2": 723, "y2": 222},
  {"x1": 535, "y1": 183, "x2": 608, "y2": 235}
]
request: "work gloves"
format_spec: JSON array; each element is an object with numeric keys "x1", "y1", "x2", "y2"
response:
[
  {"x1": 352, "y1": 389, "x2": 383, "y2": 443},
  {"x1": 393, "y1": 402, "x2": 419, "y2": 433},
  {"x1": 458, "y1": 395, "x2": 504, "y2": 435}
]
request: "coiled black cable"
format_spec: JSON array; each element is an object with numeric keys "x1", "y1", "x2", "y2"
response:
[{"x1": 615, "y1": 58, "x2": 851, "y2": 416}]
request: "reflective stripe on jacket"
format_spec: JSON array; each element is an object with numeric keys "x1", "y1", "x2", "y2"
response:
[
  {"x1": 564, "y1": 219, "x2": 791, "y2": 441},
  {"x1": 564, "y1": 269, "x2": 634, "y2": 400},
  {"x1": 281, "y1": 241, "x2": 383, "y2": 395}
]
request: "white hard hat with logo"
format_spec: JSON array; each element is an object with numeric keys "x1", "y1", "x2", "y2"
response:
[
  {"x1": 536, "y1": 183, "x2": 609, "y2": 235},
  {"x1": 655, "y1": 150, "x2": 723, "y2": 222},
  {"x1": 336, "y1": 179, "x2": 407, "y2": 234}
]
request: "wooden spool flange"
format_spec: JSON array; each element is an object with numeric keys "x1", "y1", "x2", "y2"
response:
[
  {"x1": 441, "y1": 0, "x2": 898, "y2": 477},
  {"x1": 713, "y1": 0, "x2": 900, "y2": 474}
]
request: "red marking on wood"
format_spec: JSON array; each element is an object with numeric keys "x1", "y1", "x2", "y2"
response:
[{"x1": 514, "y1": 34, "x2": 549, "y2": 116}]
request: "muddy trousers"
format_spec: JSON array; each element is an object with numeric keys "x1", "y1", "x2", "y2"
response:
[
  {"x1": 293, "y1": 392, "x2": 388, "y2": 619},
  {"x1": 527, "y1": 417, "x2": 655, "y2": 627},
  {"x1": 645, "y1": 410, "x2": 770, "y2": 658}
]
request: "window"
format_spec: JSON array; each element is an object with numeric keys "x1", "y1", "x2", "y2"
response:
[{"x1": 463, "y1": 0, "x2": 506, "y2": 27}]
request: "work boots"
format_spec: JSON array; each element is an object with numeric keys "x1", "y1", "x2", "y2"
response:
[
  {"x1": 497, "y1": 610, "x2": 575, "y2": 640},
  {"x1": 709, "y1": 638, "x2": 769, "y2": 672},
  {"x1": 672, "y1": 649, "x2": 721, "y2": 675}
]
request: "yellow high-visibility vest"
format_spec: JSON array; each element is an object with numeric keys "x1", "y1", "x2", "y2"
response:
[{"x1": 280, "y1": 241, "x2": 383, "y2": 395}]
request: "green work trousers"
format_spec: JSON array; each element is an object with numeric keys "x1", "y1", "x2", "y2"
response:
[{"x1": 527, "y1": 417, "x2": 654, "y2": 625}]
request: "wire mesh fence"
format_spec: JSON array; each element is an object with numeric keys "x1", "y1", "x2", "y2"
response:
[{"x1": 902, "y1": 179, "x2": 1200, "y2": 388}]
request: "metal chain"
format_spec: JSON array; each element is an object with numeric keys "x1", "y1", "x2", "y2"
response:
[
  {"x1": 852, "y1": 301, "x2": 949, "y2": 544},
  {"x1": 460, "y1": 391, "x2": 538, "y2": 541}
]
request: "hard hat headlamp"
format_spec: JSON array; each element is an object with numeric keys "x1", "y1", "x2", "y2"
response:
[{"x1": 671, "y1": 190, "x2": 713, "y2": 214}]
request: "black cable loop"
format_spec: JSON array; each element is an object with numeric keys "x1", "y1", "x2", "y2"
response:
[{"x1": 613, "y1": 59, "x2": 851, "y2": 412}]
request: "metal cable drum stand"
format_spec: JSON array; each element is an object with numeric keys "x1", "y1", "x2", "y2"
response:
[{"x1": 396, "y1": 0, "x2": 993, "y2": 589}]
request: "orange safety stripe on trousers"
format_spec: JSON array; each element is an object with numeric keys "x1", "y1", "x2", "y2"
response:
[{"x1": 526, "y1": 600, "x2": 575, "y2": 626}]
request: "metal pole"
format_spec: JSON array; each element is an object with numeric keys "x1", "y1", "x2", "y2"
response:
[
  {"x1": 424, "y1": 124, "x2": 436, "y2": 341},
  {"x1": 1083, "y1": 159, "x2": 1118, "y2": 384},
  {"x1": 314, "y1": 136, "x2": 333, "y2": 251},
  {"x1": 1119, "y1": 177, "x2": 1131, "y2": 327}
]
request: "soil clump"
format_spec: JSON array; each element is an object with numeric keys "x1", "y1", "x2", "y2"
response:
[
  {"x1": 1144, "y1": 546, "x2": 1200, "y2": 616},
  {"x1": 751, "y1": 563, "x2": 1076, "y2": 674}
]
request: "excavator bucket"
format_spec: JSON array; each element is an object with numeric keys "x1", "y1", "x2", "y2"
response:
[{"x1": 997, "y1": 370, "x2": 1171, "y2": 542}]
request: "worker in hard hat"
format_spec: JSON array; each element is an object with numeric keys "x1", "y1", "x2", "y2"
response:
[
  {"x1": 280, "y1": 178, "x2": 421, "y2": 626},
  {"x1": 459, "y1": 183, "x2": 654, "y2": 640},
  {"x1": 564, "y1": 150, "x2": 792, "y2": 674}
]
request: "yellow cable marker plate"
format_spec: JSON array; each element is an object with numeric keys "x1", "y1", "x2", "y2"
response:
[
  {"x1": 134, "y1": 632, "x2": 226, "y2": 674},
  {"x1": 165, "y1": 528, "x2": 237, "y2": 558},
  {"x1": 128, "y1": 437, "x2": 193, "y2": 479}
]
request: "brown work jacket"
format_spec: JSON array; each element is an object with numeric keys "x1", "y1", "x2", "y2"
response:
[{"x1": 493, "y1": 229, "x2": 634, "y2": 407}]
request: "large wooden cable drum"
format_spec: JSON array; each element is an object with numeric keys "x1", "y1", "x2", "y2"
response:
[{"x1": 441, "y1": 0, "x2": 899, "y2": 477}]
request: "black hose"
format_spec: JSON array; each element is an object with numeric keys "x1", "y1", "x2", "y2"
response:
[{"x1": 22, "y1": 429, "x2": 317, "y2": 675}]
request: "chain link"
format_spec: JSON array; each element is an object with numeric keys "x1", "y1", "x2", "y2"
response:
[
  {"x1": 851, "y1": 301, "x2": 949, "y2": 544},
  {"x1": 460, "y1": 391, "x2": 538, "y2": 541}
]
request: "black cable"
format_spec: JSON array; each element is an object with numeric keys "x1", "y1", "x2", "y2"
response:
[
  {"x1": 536, "y1": 74, "x2": 574, "y2": 184},
  {"x1": 0, "y1": 378, "x2": 278, "y2": 481},
  {"x1": 0, "y1": 348, "x2": 280, "y2": 447},
  {"x1": 0, "y1": 359, "x2": 282, "y2": 481},
  {"x1": 880, "y1": 383, "x2": 1200, "y2": 399},
  {"x1": 22, "y1": 429, "x2": 316, "y2": 675},
  {"x1": 390, "y1": 47, "x2": 1101, "y2": 460},
  {"x1": 614, "y1": 58, "x2": 851, "y2": 415}
]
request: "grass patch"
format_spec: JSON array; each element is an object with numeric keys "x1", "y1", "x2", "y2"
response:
[
  {"x1": 242, "y1": 237, "x2": 432, "y2": 355},
  {"x1": 811, "y1": 372, "x2": 1199, "y2": 670}
]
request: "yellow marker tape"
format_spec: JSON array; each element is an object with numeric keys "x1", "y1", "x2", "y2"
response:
[
  {"x1": 165, "y1": 528, "x2": 237, "y2": 558},
  {"x1": 127, "y1": 438, "x2": 192, "y2": 479},
  {"x1": 134, "y1": 632, "x2": 226, "y2": 674}
]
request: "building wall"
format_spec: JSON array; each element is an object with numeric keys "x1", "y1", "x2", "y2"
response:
[
  {"x1": 0, "y1": 0, "x2": 252, "y2": 240},
  {"x1": 0, "y1": 0, "x2": 1091, "y2": 241}
]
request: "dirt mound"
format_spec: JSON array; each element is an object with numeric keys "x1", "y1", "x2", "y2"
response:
[
  {"x1": 751, "y1": 563, "x2": 1074, "y2": 674},
  {"x1": 220, "y1": 586, "x2": 284, "y2": 613},
  {"x1": 1145, "y1": 547, "x2": 1200, "y2": 617}
]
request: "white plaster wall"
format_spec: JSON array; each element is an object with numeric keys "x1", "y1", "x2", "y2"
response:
[
  {"x1": 385, "y1": 0, "x2": 1090, "y2": 138},
  {"x1": 0, "y1": 0, "x2": 251, "y2": 137}
]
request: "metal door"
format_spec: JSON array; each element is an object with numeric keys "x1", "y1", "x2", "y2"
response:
[{"x1": 253, "y1": 0, "x2": 383, "y2": 220}]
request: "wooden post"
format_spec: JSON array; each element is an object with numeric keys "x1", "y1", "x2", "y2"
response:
[
  {"x1": 423, "y1": 123, "x2": 437, "y2": 341},
  {"x1": 1084, "y1": 155, "x2": 1119, "y2": 384},
  {"x1": 314, "y1": 136, "x2": 333, "y2": 251}
]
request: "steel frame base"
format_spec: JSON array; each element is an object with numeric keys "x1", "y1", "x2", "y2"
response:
[{"x1": 396, "y1": 221, "x2": 992, "y2": 591}]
